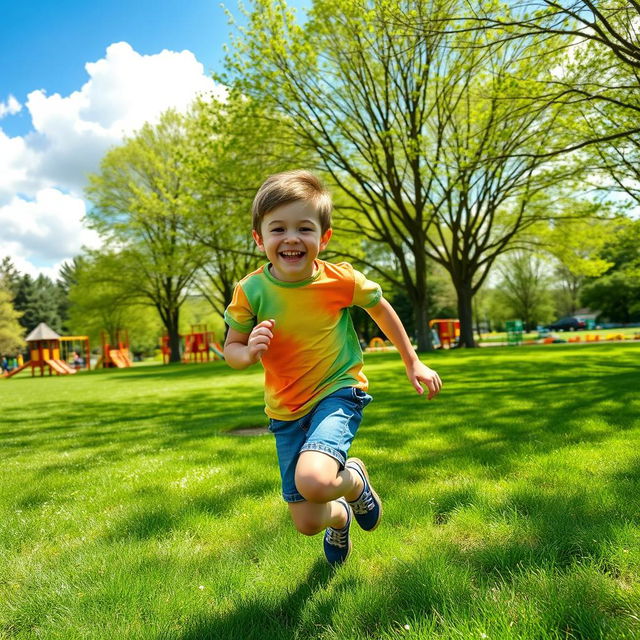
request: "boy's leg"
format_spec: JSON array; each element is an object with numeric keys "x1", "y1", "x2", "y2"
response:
[
  {"x1": 288, "y1": 498, "x2": 347, "y2": 535},
  {"x1": 294, "y1": 451, "x2": 382, "y2": 532},
  {"x1": 290, "y1": 498, "x2": 353, "y2": 566},
  {"x1": 294, "y1": 450, "x2": 364, "y2": 504}
]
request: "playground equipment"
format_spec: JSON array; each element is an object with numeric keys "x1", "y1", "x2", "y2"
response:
[
  {"x1": 429, "y1": 319, "x2": 460, "y2": 349},
  {"x1": 95, "y1": 329, "x2": 132, "y2": 369},
  {"x1": 6, "y1": 322, "x2": 77, "y2": 378},
  {"x1": 59, "y1": 335, "x2": 91, "y2": 370},
  {"x1": 365, "y1": 336, "x2": 397, "y2": 352},
  {"x1": 505, "y1": 320, "x2": 524, "y2": 346},
  {"x1": 161, "y1": 324, "x2": 224, "y2": 364}
]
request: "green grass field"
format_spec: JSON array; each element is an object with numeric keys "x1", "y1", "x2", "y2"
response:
[{"x1": 2, "y1": 344, "x2": 639, "y2": 639}]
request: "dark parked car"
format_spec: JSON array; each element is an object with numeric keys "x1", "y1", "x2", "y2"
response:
[{"x1": 548, "y1": 316, "x2": 586, "y2": 331}]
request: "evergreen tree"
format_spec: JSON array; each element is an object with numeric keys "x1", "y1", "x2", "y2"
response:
[
  {"x1": 14, "y1": 274, "x2": 63, "y2": 334},
  {"x1": 0, "y1": 257, "x2": 20, "y2": 296}
]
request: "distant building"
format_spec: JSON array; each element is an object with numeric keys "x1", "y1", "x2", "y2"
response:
[{"x1": 573, "y1": 308, "x2": 600, "y2": 328}]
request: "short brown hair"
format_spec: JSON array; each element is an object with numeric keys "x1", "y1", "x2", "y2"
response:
[{"x1": 252, "y1": 170, "x2": 333, "y2": 235}]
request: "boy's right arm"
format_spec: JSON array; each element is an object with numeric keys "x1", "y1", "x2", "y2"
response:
[{"x1": 223, "y1": 319, "x2": 275, "y2": 369}]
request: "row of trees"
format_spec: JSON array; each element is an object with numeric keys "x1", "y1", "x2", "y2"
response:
[
  {"x1": 485, "y1": 217, "x2": 640, "y2": 331},
  {"x1": 17, "y1": 0, "x2": 639, "y2": 356}
]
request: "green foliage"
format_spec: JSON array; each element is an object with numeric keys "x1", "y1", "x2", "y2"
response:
[
  {"x1": 222, "y1": 0, "x2": 593, "y2": 348},
  {"x1": 599, "y1": 218, "x2": 640, "y2": 271},
  {"x1": 580, "y1": 218, "x2": 640, "y2": 322},
  {"x1": 12, "y1": 274, "x2": 64, "y2": 334},
  {"x1": 0, "y1": 282, "x2": 25, "y2": 355},
  {"x1": 0, "y1": 257, "x2": 20, "y2": 295},
  {"x1": 86, "y1": 110, "x2": 210, "y2": 361},
  {"x1": 67, "y1": 251, "x2": 162, "y2": 355},
  {"x1": 581, "y1": 270, "x2": 640, "y2": 323},
  {"x1": 494, "y1": 251, "x2": 555, "y2": 330},
  {"x1": 181, "y1": 94, "x2": 310, "y2": 320}
]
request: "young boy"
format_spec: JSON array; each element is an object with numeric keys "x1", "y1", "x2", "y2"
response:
[{"x1": 224, "y1": 170, "x2": 442, "y2": 566}]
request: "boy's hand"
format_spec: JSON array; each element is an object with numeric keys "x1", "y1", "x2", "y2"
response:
[
  {"x1": 247, "y1": 319, "x2": 275, "y2": 363},
  {"x1": 407, "y1": 360, "x2": 442, "y2": 399}
]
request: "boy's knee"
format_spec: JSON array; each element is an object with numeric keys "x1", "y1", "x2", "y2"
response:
[{"x1": 295, "y1": 474, "x2": 335, "y2": 503}]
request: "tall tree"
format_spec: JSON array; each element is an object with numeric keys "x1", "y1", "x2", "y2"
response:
[
  {"x1": 223, "y1": 0, "x2": 586, "y2": 347},
  {"x1": 495, "y1": 250, "x2": 553, "y2": 330},
  {"x1": 86, "y1": 111, "x2": 209, "y2": 362},
  {"x1": 224, "y1": 0, "x2": 454, "y2": 349}
]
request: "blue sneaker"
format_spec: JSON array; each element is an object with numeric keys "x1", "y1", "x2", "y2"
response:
[
  {"x1": 346, "y1": 458, "x2": 382, "y2": 531},
  {"x1": 323, "y1": 498, "x2": 352, "y2": 566}
]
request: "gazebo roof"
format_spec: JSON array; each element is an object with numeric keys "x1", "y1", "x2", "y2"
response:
[{"x1": 25, "y1": 322, "x2": 61, "y2": 342}]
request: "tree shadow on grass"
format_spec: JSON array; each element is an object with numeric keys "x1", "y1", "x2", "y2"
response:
[
  {"x1": 104, "y1": 477, "x2": 275, "y2": 542},
  {"x1": 396, "y1": 483, "x2": 638, "y2": 639},
  {"x1": 359, "y1": 348, "x2": 639, "y2": 485},
  {"x1": 2, "y1": 386, "x2": 269, "y2": 468},
  {"x1": 168, "y1": 558, "x2": 336, "y2": 640}
]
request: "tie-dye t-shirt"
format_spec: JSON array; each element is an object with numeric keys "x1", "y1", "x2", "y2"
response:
[{"x1": 224, "y1": 260, "x2": 382, "y2": 421}]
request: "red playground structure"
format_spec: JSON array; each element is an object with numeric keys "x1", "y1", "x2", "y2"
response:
[
  {"x1": 429, "y1": 318, "x2": 460, "y2": 349},
  {"x1": 96, "y1": 329, "x2": 132, "y2": 369},
  {"x1": 161, "y1": 324, "x2": 224, "y2": 364}
]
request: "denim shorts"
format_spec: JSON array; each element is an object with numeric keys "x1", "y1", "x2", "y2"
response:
[{"x1": 268, "y1": 386, "x2": 373, "y2": 502}]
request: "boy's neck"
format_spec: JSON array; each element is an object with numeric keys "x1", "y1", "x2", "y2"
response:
[{"x1": 268, "y1": 259, "x2": 320, "y2": 283}]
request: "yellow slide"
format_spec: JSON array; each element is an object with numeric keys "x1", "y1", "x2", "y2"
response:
[
  {"x1": 109, "y1": 349, "x2": 130, "y2": 368},
  {"x1": 45, "y1": 359, "x2": 76, "y2": 375}
]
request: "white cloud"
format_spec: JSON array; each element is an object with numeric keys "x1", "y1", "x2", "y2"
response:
[
  {"x1": 0, "y1": 42, "x2": 225, "y2": 277},
  {"x1": 0, "y1": 189, "x2": 101, "y2": 274},
  {"x1": 0, "y1": 128, "x2": 44, "y2": 202},
  {"x1": 0, "y1": 95, "x2": 22, "y2": 118}
]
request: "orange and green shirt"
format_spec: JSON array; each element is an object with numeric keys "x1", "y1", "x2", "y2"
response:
[{"x1": 224, "y1": 260, "x2": 382, "y2": 421}]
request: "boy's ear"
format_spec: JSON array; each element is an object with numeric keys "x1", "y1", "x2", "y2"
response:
[
  {"x1": 252, "y1": 229, "x2": 266, "y2": 252},
  {"x1": 319, "y1": 228, "x2": 332, "y2": 251}
]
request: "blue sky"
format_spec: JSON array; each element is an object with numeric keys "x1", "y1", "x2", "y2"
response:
[
  {"x1": 0, "y1": 0, "x2": 309, "y2": 277},
  {"x1": 0, "y1": 0, "x2": 230, "y2": 138}
]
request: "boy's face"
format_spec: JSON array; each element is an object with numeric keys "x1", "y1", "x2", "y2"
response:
[{"x1": 253, "y1": 200, "x2": 332, "y2": 282}]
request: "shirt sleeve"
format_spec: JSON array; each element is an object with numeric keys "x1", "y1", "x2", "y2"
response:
[
  {"x1": 352, "y1": 268, "x2": 382, "y2": 309},
  {"x1": 224, "y1": 284, "x2": 256, "y2": 333}
]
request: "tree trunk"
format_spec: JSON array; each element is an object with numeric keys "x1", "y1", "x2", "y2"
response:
[
  {"x1": 410, "y1": 245, "x2": 433, "y2": 353},
  {"x1": 412, "y1": 296, "x2": 433, "y2": 353},
  {"x1": 456, "y1": 284, "x2": 476, "y2": 348},
  {"x1": 166, "y1": 308, "x2": 182, "y2": 364}
]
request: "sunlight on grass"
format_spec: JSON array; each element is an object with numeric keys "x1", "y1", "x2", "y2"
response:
[{"x1": 1, "y1": 343, "x2": 639, "y2": 639}]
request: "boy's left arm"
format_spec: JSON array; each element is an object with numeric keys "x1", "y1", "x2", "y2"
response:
[{"x1": 366, "y1": 297, "x2": 443, "y2": 399}]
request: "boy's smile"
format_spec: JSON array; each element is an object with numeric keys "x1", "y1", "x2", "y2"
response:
[{"x1": 253, "y1": 200, "x2": 332, "y2": 282}]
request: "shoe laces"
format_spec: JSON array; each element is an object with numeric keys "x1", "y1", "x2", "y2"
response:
[
  {"x1": 326, "y1": 524, "x2": 349, "y2": 548},
  {"x1": 351, "y1": 489, "x2": 374, "y2": 515}
]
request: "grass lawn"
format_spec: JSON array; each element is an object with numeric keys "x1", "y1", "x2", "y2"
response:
[{"x1": 1, "y1": 344, "x2": 639, "y2": 639}]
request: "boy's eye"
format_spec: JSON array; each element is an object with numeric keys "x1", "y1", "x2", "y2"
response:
[
  {"x1": 300, "y1": 227, "x2": 313, "y2": 232},
  {"x1": 271, "y1": 227, "x2": 284, "y2": 233}
]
